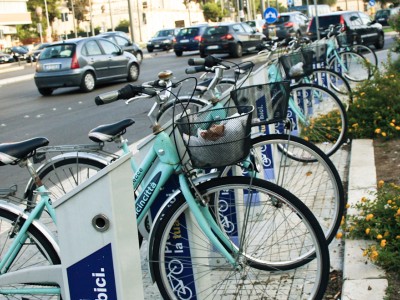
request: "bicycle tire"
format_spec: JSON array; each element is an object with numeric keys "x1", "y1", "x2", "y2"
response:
[
  {"x1": 156, "y1": 97, "x2": 208, "y2": 127},
  {"x1": 286, "y1": 83, "x2": 348, "y2": 157},
  {"x1": 222, "y1": 133, "x2": 345, "y2": 245},
  {"x1": 351, "y1": 44, "x2": 378, "y2": 74},
  {"x1": 307, "y1": 68, "x2": 353, "y2": 109},
  {"x1": 0, "y1": 206, "x2": 61, "y2": 299},
  {"x1": 328, "y1": 50, "x2": 371, "y2": 82},
  {"x1": 149, "y1": 176, "x2": 330, "y2": 299}
]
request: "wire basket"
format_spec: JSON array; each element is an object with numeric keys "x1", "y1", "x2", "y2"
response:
[
  {"x1": 279, "y1": 50, "x2": 314, "y2": 80},
  {"x1": 302, "y1": 43, "x2": 327, "y2": 64},
  {"x1": 336, "y1": 34, "x2": 354, "y2": 48},
  {"x1": 230, "y1": 81, "x2": 290, "y2": 126},
  {"x1": 175, "y1": 106, "x2": 254, "y2": 169}
]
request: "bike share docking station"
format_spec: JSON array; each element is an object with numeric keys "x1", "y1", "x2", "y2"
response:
[{"x1": 53, "y1": 153, "x2": 144, "y2": 299}]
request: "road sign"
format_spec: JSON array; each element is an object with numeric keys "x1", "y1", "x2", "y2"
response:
[
  {"x1": 369, "y1": 0, "x2": 375, "y2": 6},
  {"x1": 287, "y1": 0, "x2": 293, "y2": 7},
  {"x1": 264, "y1": 7, "x2": 278, "y2": 24}
]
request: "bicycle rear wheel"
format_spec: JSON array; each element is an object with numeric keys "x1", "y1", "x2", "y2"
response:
[
  {"x1": 149, "y1": 176, "x2": 330, "y2": 299},
  {"x1": 286, "y1": 83, "x2": 348, "y2": 157},
  {"x1": 222, "y1": 134, "x2": 345, "y2": 245},
  {"x1": 0, "y1": 206, "x2": 61, "y2": 299},
  {"x1": 328, "y1": 50, "x2": 371, "y2": 82},
  {"x1": 351, "y1": 44, "x2": 378, "y2": 74}
]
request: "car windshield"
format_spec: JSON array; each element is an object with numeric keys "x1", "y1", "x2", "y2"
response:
[
  {"x1": 275, "y1": 15, "x2": 291, "y2": 24},
  {"x1": 40, "y1": 44, "x2": 75, "y2": 60},
  {"x1": 154, "y1": 30, "x2": 174, "y2": 37},
  {"x1": 375, "y1": 10, "x2": 390, "y2": 18},
  {"x1": 309, "y1": 15, "x2": 341, "y2": 31},
  {"x1": 177, "y1": 27, "x2": 200, "y2": 37},
  {"x1": 203, "y1": 26, "x2": 229, "y2": 36}
]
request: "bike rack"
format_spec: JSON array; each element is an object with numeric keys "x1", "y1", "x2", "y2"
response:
[{"x1": 53, "y1": 153, "x2": 144, "y2": 300}]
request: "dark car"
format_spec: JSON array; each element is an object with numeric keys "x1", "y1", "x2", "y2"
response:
[
  {"x1": 199, "y1": 22, "x2": 265, "y2": 58},
  {"x1": 26, "y1": 43, "x2": 51, "y2": 63},
  {"x1": 307, "y1": 11, "x2": 385, "y2": 49},
  {"x1": 269, "y1": 12, "x2": 309, "y2": 40},
  {"x1": 173, "y1": 24, "x2": 209, "y2": 56},
  {"x1": 0, "y1": 52, "x2": 15, "y2": 63},
  {"x1": 374, "y1": 7, "x2": 400, "y2": 26},
  {"x1": 97, "y1": 32, "x2": 143, "y2": 63},
  {"x1": 4, "y1": 46, "x2": 29, "y2": 61},
  {"x1": 34, "y1": 37, "x2": 140, "y2": 96},
  {"x1": 147, "y1": 28, "x2": 180, "y2": 52}
]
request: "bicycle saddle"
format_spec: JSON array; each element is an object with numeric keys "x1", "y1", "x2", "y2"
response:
[
  {"x1": 0, "y1": 137, "x2": 49, "y2": 166},
  {"x1": 88, "y1": 118, "x2": 135, "y2": 143}
]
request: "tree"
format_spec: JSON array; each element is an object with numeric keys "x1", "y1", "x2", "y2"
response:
[
  {"x1": 203, "y1": 2, "x2": 223, "y2": 21},
  {"x1": 66, "y1": 0, "x2": 90, "y2": 25}
]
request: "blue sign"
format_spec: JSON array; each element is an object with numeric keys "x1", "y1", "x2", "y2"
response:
[
  {"x1": 369, "y1": 0, "x2": 375, "y2": 5},
  {"x1": 264, "y1": 7, "x2": 278, "y2": 24},
  {"x1": 287, "y1": 0, "x2": 293, "y2": 6}
]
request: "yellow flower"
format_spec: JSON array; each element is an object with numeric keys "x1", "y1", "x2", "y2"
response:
[
  {"x1": 378, "y1": 180, "x2": 385, "y2": 188},
  {"x1": 340, "y1": 216, "x2": 345, "y2": 226},
  {"x1": 336, "y1": 232, "x2": 343, "y2": 239},
  {"x1": 361, "y1": 196, "x2": 367, "y2": 202},
  {"x1": 380, "y1": 239, "x2": 387, "y2": 248},
  {"x1": 390, "y1": 74, "x2": 395, "y2": 78},
  {"x1": 377, "y1": 234, "x2": 383, "y2": 240},
  {"x1": 352, "y1": 123, "x2": 358, "y2": 128},
  {"x1": 360, "y1": 92, "x2": 366, "y2": 96},
  {"x1": 391, "y1": 119, "x2": 396, "y2": 123},
  {"x1": 375, "y1": 128, "x2": 381, "y2": 134},
  {"x1": 376, "y1": 88, "x2": 380, "y2": 92},
  {"x1": 365, "y1": 228, "x2": 371, "y2": 235},
  {"x1": 366, "y1": 214, "x2": 374, "y2": 221},
  {"x1": 396, "y1": 126, "x2": 400, "y2": 131},
  {"x1": 345, "y1": 203, "x2": 350, "y2": 209},
  {"x1": 396, "y1": 235, "x2": 400, "y2": 239},
  {"x1": 382, "y1": 132, "x2": 387, "y2": 137},
  {"x1": 390, "y1": 122, "x2": 395, "y2": 127},
  {"x1": 370, "y1": 250, "x2": 379, "y2": 261},
  {"x1": 388, "y1": 200, "x2": 393, "y2": 204},
  {"x1": 396, "y1": 208, "x2": 400, "y2": 217},
  {"x1": 363, "y1": 249, "x2": 368, "y2": 256}
]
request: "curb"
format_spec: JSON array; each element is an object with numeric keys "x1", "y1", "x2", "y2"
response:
[
  {"x1": 342, "y1": 139, "x2": 388, "y2": 299},
  {"x1": 0, "y1": 74, "x2": 34, "y2": 86}
]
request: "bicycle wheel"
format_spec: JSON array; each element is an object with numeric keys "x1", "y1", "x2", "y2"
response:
[
  {"x1": 156, "y1": 97, "x2": 208, "y2": 127},
  {"x1": 222, "y1": 134, "x2": 345, "y2": 245},
  {"x1": 328, "y1": 50, "x2": 371, "y2": 82},
  {"x1": 149, "y1": 176, "x2": 330, "y2": 299},
  {"x1": 26, "y1": 156, "x2": 107, "y2": 204},
  {"x1": 307, "y1": 68, "x2": 353, "y2": 109},
  {"x1": 286, "y1": 83, "x2": 348, "y2": 157},
  {"x1": 351, "y1": 44, "x2": 378, "y2": 74},
  {"x1": 0, "y1": 206, "x2": 61, "y2": 299}
]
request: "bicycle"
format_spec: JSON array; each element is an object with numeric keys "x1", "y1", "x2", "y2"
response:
[{"x1": 0, "y1": 82, "x2": 330, "y2": 299}]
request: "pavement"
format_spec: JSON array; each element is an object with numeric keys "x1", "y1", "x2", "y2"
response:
[{"x1": 0, "y1": 61, "x2": 390, "y2": 299}]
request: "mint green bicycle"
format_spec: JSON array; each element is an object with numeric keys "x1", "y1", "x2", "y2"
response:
[{"x1": 0, "y1": 82, "x2": 330, "y2": 299}]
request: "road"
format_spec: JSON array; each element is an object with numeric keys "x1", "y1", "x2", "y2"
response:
[{"x1": 0, "y1": 34, "x2": 397, "y2": 195}]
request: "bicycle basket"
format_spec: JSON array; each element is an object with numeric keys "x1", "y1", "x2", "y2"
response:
[
  {"x1": 230, "y1": 81, "x2": 290, "y2": 126},
  {"x1": 175, "y1": 106, "x2": 254, "y2": 169},
  {"x1": 279, "y1": 50, "x2": 314, "y2": 80},
  {"x1": 302, "y1": 43, "x2": 327, "y2": 64},
  {"x1": 336, "y1": 34, "x2": 354, "y2": 48}
]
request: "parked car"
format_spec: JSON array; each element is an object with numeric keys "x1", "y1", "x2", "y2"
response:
[
  {"x1": 374, "y1": 7, "x2": 400, "y2": 26},
  {"x1": 4, "y1": 46, "x2": 29, "y2": 61},
  {"x1": 0, "y1": 52, "x2": 15, "y2": 63},
  {"x1": 26, "y1": 43, "x2": 51, "y2": 63},
  {"x1": 34, "y1": 37, "x2": 140, "y2": 96},
  {"x1": 307, "y1": 11, "x2": 385, "y2": 49},
  {"x1": 97, "y1": 32, "x2": 143, "y2": 63},
  {"x1": 199, "y1": 22, "x2": 265, "y2": 58},
  {"x1": 173, "y1": 24, "x2": 209, "y2": 56},
  {"x1": 268, "y1": 12, "x2": 309, "y2": 40},
  {"x1": 245, "y1": 19, "x2": 266, "y2": 33},
  {"x1": 147, "y1": 28, "x2": 180, "y2": 52}
]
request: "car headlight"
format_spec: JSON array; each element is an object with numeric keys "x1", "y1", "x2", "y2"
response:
[{"x1": 163, "y1": 39, "x2": 171, "y2": 44}]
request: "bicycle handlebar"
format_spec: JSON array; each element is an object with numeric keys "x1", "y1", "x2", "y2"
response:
[
  {"x1": 188, "y1": 55, "x2": 223, "y2": 68},
  {"x1": 185, "y1": 66, "x2": 207, "y2": 74},
  {"x1": 95, "y1": 84, "x2": 158, "y2": 105}
]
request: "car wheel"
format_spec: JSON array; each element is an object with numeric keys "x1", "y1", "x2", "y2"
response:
[
  {"x1": 80, "y1": 72, "x2": 96, "y2": 93},
  {"x1": 147, "y1": 47, "x2": 153, "y2": 53},
  {"x1": 38, "y1": 88, "x2": 54, "y2": 96},
  {"x1": 199, "y1": 51, "x2": 206, "y2": 58},
  {"x1": 375, "y1": 33, "x2": 384, "y2": 50},
  {"x1": 135, "y1": 51, "x2": 143, "y2": 64},
  {"x1": 231, "y1": 43, "x2": 243, "y2": 58},
  {"x1": 175, "y1": 50, "x2": 183, "y2": 57},
  {"x1": 127, "y1": 63, "x2": 140, "y2": 82}
]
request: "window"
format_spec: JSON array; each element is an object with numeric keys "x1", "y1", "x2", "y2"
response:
[
  {"x1": 114, "y1": 36, "x2": 129, "y2": 47},
  {"x1": 98, "y1": 40, "x2": 120, "y2": 55},
  {"x1": 84, "y1": 40, "x2": 102, "y2": 56},
  {"x1": 359, "y1": 12, "x2": 372, "y2": 25},
  {"x1": 232, "y1": 24, "x2": 244, "y2": 33},
  {"x1": 241, "y1": 22, "x2": 254, "y2": 33}
]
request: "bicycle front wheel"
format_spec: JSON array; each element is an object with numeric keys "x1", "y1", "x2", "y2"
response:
[
  {"x1": 222, "y1": 134, "x2": 345, "y2": 245},
  {"x1": 351, "y1": 44, "x2": 378, "y2": 74},
  {"x1": 328, "y1": 50, "x2": 371, "y2": 82},
  {"x1": 287, "y1": 83, "x2": 348, "y2": 157},
  {"x1": 149, "y1": 176, "x2": 330, "y2": 299},
  {"x1": 0, "y1": 206, "x2": 61, "y2": 299}
]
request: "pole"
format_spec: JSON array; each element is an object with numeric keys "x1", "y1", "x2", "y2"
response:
[
  {"x1": 238, "y1": 0, "x2": 244, "y2": 21},
  {"x1": 70, "y1": 0, "x2": 78, "y2": 37},
  {"x1": 127, "y1": 0, "x2": 135, "y2": 42},
  {"x1": 43, "y1": 0, "x2": 51, "y2": 39},
  {"x1": 89, "y1": 0, "x2": 94, "y2": 36},
  {"x1": 108, "y1": 0, "x2": 114, "y2": 31}
]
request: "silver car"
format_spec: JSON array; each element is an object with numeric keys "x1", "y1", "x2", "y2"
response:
[{"x1": 34, "y1": 37, "x2": 140, "y2": 96}]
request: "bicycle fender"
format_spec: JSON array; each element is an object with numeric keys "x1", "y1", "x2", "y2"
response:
[
  {"x1": 23, "y1": 152, "x2": 109, "y2": 199},
  {"x1": 0, "y1": 200, "x2": 60, "y2": 256},
  {"x1": 146, "y1": 171, "x2": 220, "y2": 283}
]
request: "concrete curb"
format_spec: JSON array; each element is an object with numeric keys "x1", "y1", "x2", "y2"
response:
[
  {"x1": 0, "y1": 74, "x2": 34, "y2": 86},
  {"x1": 342, "y1": 139, "x2": 388, "y2": 299}
]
